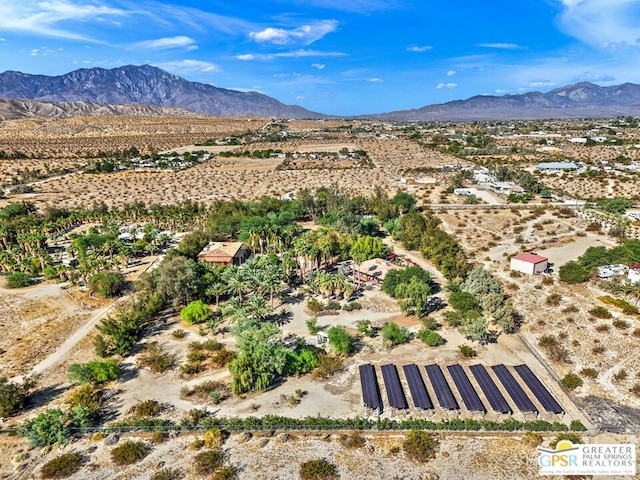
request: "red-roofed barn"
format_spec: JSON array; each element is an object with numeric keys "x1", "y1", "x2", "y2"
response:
[{"x1": 510, "y1": 252, "x2": 548, "y2": 275}]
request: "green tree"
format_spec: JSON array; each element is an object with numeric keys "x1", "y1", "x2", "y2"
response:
[
  {"x1": 327, "y1": 326, "x2": 354, "y2": 355},
  {"x1": 460, "y1": 315, "x2": 488, "y2": 343},
  {"x1": 0, "y1": 376, "x2": 33, "y2": 417},
  {"x1": 394, "y1": 277, "x2": 431, "y2": 316},
  {"x1": 88, "y1": 271, "x2": 125, "y2": 298},
  {"x1": 390, "y1": 191, "x2": 417, "y2": 213},
  {"x1": 180, "y1": 300, "x2": 212, "y2": 325},
  {"x1": 449, "y1": 291, "x2": 480, "y2": 313},
  {"x1": 559, "y1": 261, "x2": 590, "y2": 284}
]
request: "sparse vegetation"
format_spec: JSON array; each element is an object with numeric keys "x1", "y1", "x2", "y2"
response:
[
  {"x1": 403, "y1": 430, "x2": 439, "y2": 463},
  {"x1": 111, "y1": 440, "x2": 151, "y2": 465},
  {"x1": 299, "y1": 458, "x2": 339, "y2": 480},
  {"x1": 40, "y1": 452, "x2": 85, "y2": 479}
]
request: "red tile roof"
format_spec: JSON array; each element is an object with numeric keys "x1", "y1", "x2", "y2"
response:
[{"x1": 512, "y1": 252, "x2": 548, "y2": 264}]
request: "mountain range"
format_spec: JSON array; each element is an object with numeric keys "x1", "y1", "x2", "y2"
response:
[
  {"x1": 0, "y1": 65, "x2": 639, "y2": 121},
  {"x1": 0, "y1": 65, "x2": 324, "y2": 119}
]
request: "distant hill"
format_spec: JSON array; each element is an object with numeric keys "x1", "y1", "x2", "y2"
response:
[
  {"x1": 0, "y1": 65, "x2": 325, "y2": 119},
  {"x1": 0, "y1": 97, "x2": 199, "y2": 120},
  {"x1": 366, "y1": 82, "x2": 640, "y2": 121}
]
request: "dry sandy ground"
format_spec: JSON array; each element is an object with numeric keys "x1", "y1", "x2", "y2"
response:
[
  {"x1": 6, "y1": 431, "x2": 639, "y2": 480},
  {"x1": 0, "y1": 283, "x2": 91, "y2": 378}
]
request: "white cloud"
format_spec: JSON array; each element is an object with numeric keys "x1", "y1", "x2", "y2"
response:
[
  {"x1": 366, "y1": 77, "x2": 383, "y2": 82},
  {"x1": 407, "y1": 45, "x2": 432, "y2": 52},
  {"x1": 478, "y1": 43, "x2": 521, "y2": 49},
  {"x1": 0, "y1": 38, "x2": 5, "y2": 42},
  {"x1": 236, "y1": 49, "x2": 346, "y2": 60},
  {"x1": 558, "y1": 0, "x2": 640, "y2": 48},
  {"x1": 287, "y1": 0, "x2": 397, "y2": 13},
  {"x1": 447, "y1": 70, "x2": 456, "y2": 76},
  {"x1": 29, "y1": 48, "x2": 39, "y2": 56},
  {"x1": 572, "y1": 71, "x2": 615, "y2": 82},
  {"x1": 311, "y1": 63, "x2": 326, "y2": 69},
  {"x1": 0, "y1": 1, "x2": 126, "y2": 42},
  {"x1": 436, "y1": 82, "x2": 458, "y2": 89},
  {"x1": 529, "y1": 80, "x2": 555, "y2": 87},
  {"x1": 496, "y1": 89, "x2": 510, "y2": 94},
  {"x1": 249, "y1": 20, "x2": 338, "y2": 46},
  {"x1": 132, "y1": 36, "x2": 197, "y2": 50},
  {"x1": 157, "y1": 59, "x2": 220, "y2": 74}
]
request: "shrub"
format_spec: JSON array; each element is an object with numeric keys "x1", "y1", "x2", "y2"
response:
[
  {"x1": 110, "y1": 440, "x2": 151, "y2": 465},
  {"x1": 630, "y1": 383, "x2": 640, "y2": 397},
  {"x1": 633, "y1": 328, "x2": 640, "y2": 338},
  {"x1": 550, "y1": 433, "x2": 582, "y2": 449},
  {"x1": 522, "y1": 432, "x2": 543, "y2": 447},
  {"x1": 598, "y1": 295, "x2": 639, "y2": 314},
  {"x1": 343, "y1": 301, "x2": 362, "y2": 311},
  {"x1": 416, "y1": 329, "x2": 445, "y2": 346},
  {"x1": 545, "y1": 293, "x2": 562, "y2": 306},
  {"x1": 306, "y1": 317, "x2": 321, "y2": 334},
  {"x1": 589, "y1": 306, "x2": 612, "y2": 319},
  {"x1": 68, "y1": 359, "x2": 121, "y2": 384},
  {"x1": 65, "y1": 384, "x2": 102, "y2": 411},
  {"x1": 613, "y1": 369, "x2": 628, "y2": 382},
  {"x1": 381, "y1": 322, "x2": 411, "y2": 347},
  {"x1": 612, "y1": 319, "x2": 629, "y2": 329},
  {"x1": 299, "y1": 458, "x2": 339, "y2": 480},
  {"x1": 180, "y1": 300, "x2": 212, "y2": 325},
  {"x1": 151, "y1": 467, "x2": 182, "y2": 480},
  {"x1": 204, "y1": 428, "x2": 227, "y2": 448},
  {"x1": 194, "y1": 449, "x2": 224, "y2": 475},
  {"x1": 19, "y1": 408, "x2": 69, "y2": 447},
  {"x1": 306, "y1": 298, "x2": 324, "y2": 313},
  {"x1": 181, "y1": 380, "x2": 228, "y2": 401},
  {"x1": 151, "y1": 431, "x2": 168, "y2": 444},
  {"x1": 88, "y1": 271, "x2": 125, "y2": 298},
  {"x1": 172, "y1": 329, "x2": 187, "y2": 339},
  {"x1": 558, "y1": 261, "x2": 589, "y2": 284},
  {"x1": 129, "y1": 399, "x2": 162, "y2": 418},
  {"x1": 538, "y1": 335, "x2": 570, "y2": 363},
  {"x1": 340, "y1": 432, "x2": 366, "y2": 448},
  {"x1": 356, "y1": 319, "x2": 374, "y2": 337},
  {"x1": 5, "y1": 272, "x2": 31, "y2": 288},
  {"x1": 326, "y1": 300, "x2": 341, "y2": 310},
  {"x1": 138, "y1": 343, "x2": 174, "y2": 373},
  {"x1": 561, "y1": 373, "x2": 583, "y2": 390},
  {"x1": 313, "y1": 353, "x2": 344, "y2": 379},
  {"x1": 458, "y1": 344, "x2": 477, "y2": 358},
  {"x1": 579, "y1": 368, "x2": 598, "y2": 379},
  {"x1": 449, "y1": 291, "x2": 480, "y2": 312},
  {"x1": 40, "y1": 452, "x2": 85, "y2": 479},
  {"x1": 327, "y1": 326, "x2": 353, "y2": 355},
  {"x1": 0, "y1": 376, "x2": 31, "y2": 417},
  {"x1": 213, "y1": 466, "x2": 238, "y2": 480},
  {"x1": 403, "y1": 430, "x2": 438, "y2": 463}
]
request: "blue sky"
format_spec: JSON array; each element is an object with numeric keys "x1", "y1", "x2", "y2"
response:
[{"x1": 1, "y1": 0, "x2": 639, "y2": 115}]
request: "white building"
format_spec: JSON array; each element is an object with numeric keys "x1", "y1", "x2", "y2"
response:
[
  {"x1": 454, "y1": 188, "x2": 473, "y2": 196},
  {"x1": 510, "y1": 253, "x2": 549, "y2": 275},
  {"x1": 535, "y1": 162, "x2": 578, "y2": 172}
]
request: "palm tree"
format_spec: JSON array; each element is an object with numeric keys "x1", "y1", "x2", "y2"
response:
[
  {"x1": 246, "y1": 294, "x2": 271, "y2": 320},
  {"x1": 206, "y1": 282, "x2": 227, "y2": 307},
  {"x1": 223, "y1": 266, "x2": 249, "y2": 299},
  {"x1": 221, "y1": 296, "x2": 248, "y2": 324}
]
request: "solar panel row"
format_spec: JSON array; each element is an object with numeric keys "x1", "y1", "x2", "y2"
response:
[
  {"x1": 425, "y1": 364, "x2": 459, "y2": 410},
  {"x1": 514, "y1": 364, "x2": 564, "y2": 414},
  {"x1": 492, "y1": 364, "x2": 538, "y2": 413},
  {"x1": 402, "y1": 364, "x2": 434, "y2": 410},
  {"x1": 359, "y1": 363, "x2": 559, "y2": 416},
  {"x1": 469, "y1": 364, "x2": 512, "y2": 414},
  {"x1": 359, "y1": 364, "x2": 383, "y2": 411},
  {"x1": 447, "y1": 364, "x2": 486, "y2": 412},
  {"x1": 381, "y1": 364, "x2": 409, "y2": 409}
]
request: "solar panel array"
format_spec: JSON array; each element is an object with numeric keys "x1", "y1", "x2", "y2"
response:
[
  {"x1": 381, "y1": 364, "x2": 408, "y2": 409},
  {"x1": 447, "y1": 364, "x2": 486, "y2": 412},
  {"x1": 492, "y1": 364, "x2": 538, "y2": 413},
  {"x1": 402, "y1": 364, "x2": 433, "y2": 410},
  {"x1": 358, "y1": 363, "x2": 562, "y2": 416},
  {"x1": 359, "y1": 364, "x2": 383, "y2": 411},
  {"x1": 425, "y1": 364, "x2": 459, "y2": 410},
  {"x1": 469, "y1": 364, "x2": 512, "y2": 414},
  {"x1": 514, "y1": 364, "x2": 564, "y2": 414}
]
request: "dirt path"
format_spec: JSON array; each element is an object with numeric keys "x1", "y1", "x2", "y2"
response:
[
  {"x1": 9, "y1": 301, "x2": 116, "y2": 383},
  {"x1": 383, "y1": 237, "x2": 445, "y2": 280}
]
